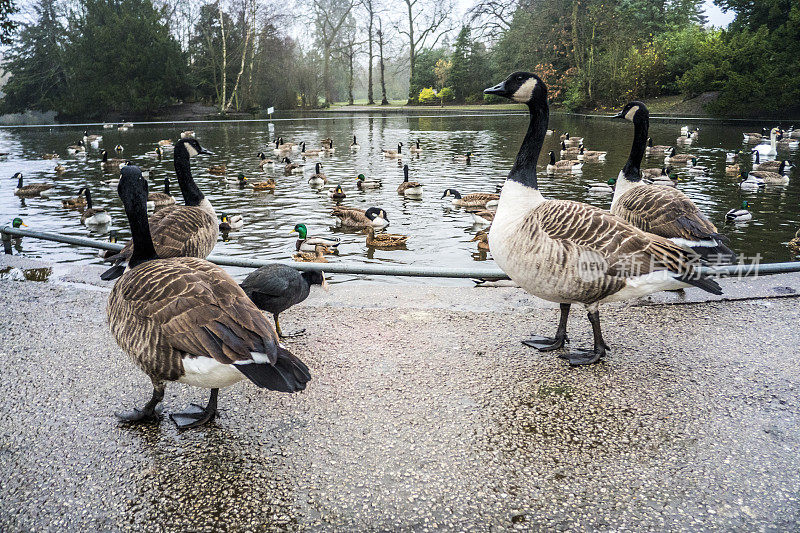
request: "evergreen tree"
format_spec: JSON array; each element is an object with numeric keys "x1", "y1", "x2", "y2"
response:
[{"x1": 0, "y1": 0, "x2": 16, "y2": 45}]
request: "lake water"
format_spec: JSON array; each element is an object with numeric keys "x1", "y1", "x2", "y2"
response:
[{"x1": 1, "y1": 111, "x2": 798, "y2": 285}]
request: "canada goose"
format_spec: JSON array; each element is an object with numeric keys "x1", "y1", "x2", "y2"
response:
[
  {"x1": 441, "y1": 189, "x2": 499, "y2": 208},
  {"x1": 365, "y1": 227, "x2": 408, "y2": 248},
  {"x1": 328, "y1": 184, "x2": 346, "y2": 200},
  {"x1": 356, "y1": 173, "x2": 381, "y2": 189},
  {"x1": 585, "y1": 178, "x2": 616, "y2": 193},
  {"x1": 350, "y1": 135, "x2": 360, "y2": 150},
  {"x1": 102, "y1": 166, "x2": 132, "y2": 187},
  {"x1": 676, "y1": 132, "x2": 694, "y2": 145},
  {"x1": 680, "y1": 125, "x2": 690, "y2": 135},
  {"x1": 753, "y1": 129, "x2": 778, "y2": 158},
  {"x1": 787, "y1": 229, "x2": 800, "y2": 255},
  {"x1": 750, "y1": 170, "x2": 789, "y2": 185},
  {"x1": 62, "y1": 187, "x2": 88, "y2": 208},
  {"x1": 332, "y1": 206, "x2": 389, "y2": 228},
  {"x1": 83, "y1": 130, "x2": 103, "y2": 147},
  {"x1": 726, "y1": 201, "x2": 752, "y2": 222},
  {"x1": 742, "y1": 128, "x2": 768, "y2": 142},
  {"x1": 470, "y1": 209, "x2": 494, "y2": 226},
  {"x1": 560, "y1": 141, "x2": 580, "y2": 157},
  {"x1": 645, "y1": 138, "x2": 672, "y2": 155},
  {"x1": 687, "y1": 157, "x2": 709, "y2": 174},
  {"x1": 409, "y1": 139, "x2": 422, "y2": 153},
  {"x1": 577, "y1": 146, "x2": 607, "y2": 162},
  {"x1": 54, "y1": 163, "x2": 66, "y2": 174},
  {"x1": 663, "y1": 147, "x2": 694, "y2": 164},
  {"x1": 397, "y1": 164, "x2": 423, "y2": 197},
  {"x1": 208, "y1": 164, "x2": 226, "y2": 175},
  {"x1": 257, "y1": 152, "x2": 275, "y2": 167},
  {"x1": 300, "y1": 142, "x2": 324, "y2": 157},
  {"x1": 383, "y1": 142, "x2": 403, "y2": 158},
  {"x1": 108, "y1": 165, "x2": 309, "y2": 428},
  {"x1": 293, "y1": 244, "x2": 329, "y2": 263},
  {"x1": 103, "y1": 123, "x2": 114, "y2": 129},
  {"x1": 42, "y1": 153, "x2": 58, "y2": 159},
  {"x1": 219, "y1": 213, "x2": 244, "y2": 231},
  {"x1": 67, "y1": 140, "x2": 86, "y2": 154},
  {"x1": 283, "y1": 157, "x2": 303, "y2": 175},
  {"x1": 13, "y1": 172, "x2": 53, "y2": 197},
  {"x1": 484, "y1": 72, "x2": 721, "y2": 365},
  {"x1": 546, "y1": 152, "x2": 583, "y2": 173},
  {"x1": 273, "y1": 139, "x2": 291, "y2": 156},
  {"x1": 251, "y1": 178, "x2": 276, "y2": 191},
  {"x1": 322, "y1": 139, "x2": 335, "y2": 154},
  {"x1": 292, "y1": 223, "x2": 340, "y2": 253},
  {"x1": 114, "y1": 144, "x2": 124, "y2": 153},
  {"x1": 452, "y1": 152, "x2": 472, "y2": 162},
  {"x1": 752, "y1": 151, "x2": 791, "y2": 173},
  {"x1": 158, "y1": 139, "x2": 173, "y2": 147},
  {"x1": 147, "y1": 177, "x2": 176, "y2": 210},
  {"x1": 612, "y1": 101, "x2": 735, "y2": 262},
  {"x1": 180, "y1": 130, "x2": 195, "y2": 139},
  {"x1": 642, "y1": 165, "x2": 669, "y2": 178},
  {"x1": 308, "y1": 163, "x2": 327, "y2": 186},
  {"x1": 739, "y1": 171, "x2": 765, "y2": 190},
  {"x1": 560, "y1": 132, "x2": 583, "y2": 145},
  {"x1": 777, "y1": 133, "x2": 799, "y2": 149},
  {"x1": 240, "y1": 264, "x2": 327, "y2": 338},
  {"x1": 101, "y1": 138, "x2": 218, "y2": 281},
  {"x1": 471, "y1": 230, "x2": 490, "y2": 251},
  {"x1": 80, "y1": 187, "x2": 112, "y2": 225},
  {"x1": 101, "y1": 149, "x2": 126, "y2": 171}
]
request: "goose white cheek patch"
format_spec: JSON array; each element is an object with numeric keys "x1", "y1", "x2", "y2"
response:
[
  {"x1": 186, "y1": 144, "x2": 199, "y2": 157},
  {"x1": 512, "y1": 78, "x2": 538, "y2": 103},
  {"x1": 625, "y1": 105, "x2": 640, "y2": 121}
]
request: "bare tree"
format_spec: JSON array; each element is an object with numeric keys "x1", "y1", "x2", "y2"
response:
[
  {"x1": 465, "y1": 0, "x2": 516, "y2": 43},
  {"x1": 396, "y1": 0, "x2": 455, "y2": 102},
  {"x1": 359, "y1": 0, "x2": 379, "y2": 105},
  {"x1": 377, "y1": 17, "x2": 388, "y2": 105},
  {"x1": 312, "y1": 0, "x2": 354, "y2": 106}
]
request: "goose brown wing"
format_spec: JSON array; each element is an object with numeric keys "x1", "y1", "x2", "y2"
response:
[
  {"x1": 117, "y1": 257, "x2": 278, "y2": 365},
  {"x1": 613, "y1": 185, "x2": 720, "y2": 241},
  {"x1": 464, "y1": 193, "x2": 499, "y2": 203}
]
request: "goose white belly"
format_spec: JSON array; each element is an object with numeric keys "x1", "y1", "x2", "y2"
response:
[
  {"x1": 178, "y1": 356, "x2": 246, "y2": 388},
  {"x1": 599, "y1": 271, "x2": 688, "y2": 304}
]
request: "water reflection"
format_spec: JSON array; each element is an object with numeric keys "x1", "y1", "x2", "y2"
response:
[{"x1": 0, "y1": 113, "x2": 797, "y2": 285}]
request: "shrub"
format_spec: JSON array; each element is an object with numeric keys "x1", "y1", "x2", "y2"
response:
[{"x1": 418, "y1": 87, "x2": 437, "y2": 104}]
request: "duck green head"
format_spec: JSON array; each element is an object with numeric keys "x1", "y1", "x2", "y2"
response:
[
  {"x1": 691, "y1": 157, "x2": 697, "y2": 165},
  {"x1": 741, "y1": 200, "x2": 749, "y2": 209},
  {"x1": 357, "y1": 174, "x2": 366, "y2": 181},
  {"x1": 221, "y1": 213, "x2": 228, "y2": 223},
  {"x1": 607, "y1": 178, "x2": 617, "y2": 185},
  {"x1": 293, "y1": 223, "x2": 308, "y2": 239},
  {"x1": 238, "y1": 173, "x2": 247, "y2": 181},
  {"x1": 11, "y1": 217, "x2": 26, "y2": 228}
]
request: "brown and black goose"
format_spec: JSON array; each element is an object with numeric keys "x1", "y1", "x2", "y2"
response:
[
  {"x1": 484, "y1": 72, "x2": 721, "y2": 366},
  {"x1": 147, "y1": 176, "x2": 176, "y2": 211},
  {"x1": 611, "y1": 101, "x2": 736, "y2": 263},
  {"x1": 101, "y1": 138, "x2": 218, "y2": 281},
  {"x1": 331, "y1": 206, "x2": 389, "y2": 229},
  {"x1": 107, "y1": 165, "x2": 310, "y2": 429}
]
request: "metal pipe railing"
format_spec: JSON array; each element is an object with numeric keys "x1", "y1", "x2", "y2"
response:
[{"x1": 3, "y1": 225, "x2": 799, "y2": 280}]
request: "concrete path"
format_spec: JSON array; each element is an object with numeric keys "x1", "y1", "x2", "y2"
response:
[{"x1": 1, "y1": 256, "x2": 799, "y2": 531}]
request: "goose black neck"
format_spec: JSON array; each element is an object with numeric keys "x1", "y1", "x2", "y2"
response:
[
  {"x1": 508, "y1": 99, "x2": 548, "y2": 189},
  {"x1": 174, "y1": 146, "x2": 204, "y2": 206},
  {"x1": 102, "y1": 151, "x2": 108, "y2": 162},
  {"x1": 403, "y1": 166, "x2": 409, "y2": 182},
  {"x1": 122, "y1": 184, "x2": 158, "y2": 267},
  {"x1": 164, "y1": 177, "x2": 170, "y2": 195},
  {"x1": 84, "y1": 187, "x2": 93, "y2": 209},
  {"x1": 623, "y1": 114, "x2": 649, "y2": 181},
  {"x1": 17, "y1": 176, "x2": 23, "y2": 188}
]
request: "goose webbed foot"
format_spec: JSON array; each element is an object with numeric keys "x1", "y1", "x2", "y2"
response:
[
  {"x1": 522, "y1": 303, "x2": 570, "y2": 352},
  {"x1": 116, "y1": 383, "x2": 164, "y2": 424},
  {"x1": 566, "y1": 309, "x2": 609, "y2": 367},
  {"x1": 170, "y1": 388, "x2": 219, "y2": 429}
]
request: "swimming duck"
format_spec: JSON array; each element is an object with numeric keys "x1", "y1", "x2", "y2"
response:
[
  {"x1": 54, "y1": 163, "x2": 66, "y2": 174},
  {"x1": 331, "y1": 206, "x2": 389, "y2": 228},
  {"x1": 585, "y1": 178, "x2": 616, "y2": 193},
  {"x1": 227, "y1": 173, "x2": 249, "y2": 186},
  {"x1": 114, "y1": 144, "x2": 124, "y2": 153},
  {"x1": 251, "y1": 178, "x2": 276, "y2": 191},
  {"x1": 208, "y1": 164, "x2": 227, "y2": 175},
  {"x1": 42, "y1": 153, "x2": 59, "y2": 160},
  {"x1": 397, "y1": 164, "x2": 423, "y2": 197},
  {"x1": 356, "y1": 173, "x2": 381, "y2": 189},
  {"x1": 327, "y1": 184, "x2": 346, "y2": 200},
  {"x1": 293, "y1": 244, "x2": 330, "y2": 263},
  {"x1": 219, "y1": 213, "x2": 244, "y2": 231},
  {"x1": 787, "y1": 229, "x2": 800, "y2": 255},
  {"x1": 471, "y1": 230, "x2": 490, "y2": 251},
  {"x1": 726, "y1": 201, "x2": 752, "y2": 222},
  {"x1": 13, "y1": 172, "x2": 53, "y2": 197},
  {"x1": 292, "y1": 223, "x2": 341, "y2": 253},
  {"x1": 146, "y1": 146, "x2": 163, "y2": 159},
  {"x1": 365, "y1": 227, "x2": 408, "y2": 248},
  {"x1": 687, "y1": 157, "x2": 709, "y2": 174}
]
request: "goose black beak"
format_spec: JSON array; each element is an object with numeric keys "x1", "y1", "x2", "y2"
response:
[
  {"x1": 201, "y1": 148, "x2": 214, "y2": 155},
  {"x1": 611, "y1": 110, "x2": 625, "y2": 119},
  {"x1": 484, "y1": 81, "x2": 507, "y2": 96}
]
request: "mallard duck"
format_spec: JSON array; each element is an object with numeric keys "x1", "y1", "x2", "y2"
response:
[
  {"x1": 663, "y1": 147, "x2": 694, "y2": 164},
  {"x1": 257, "y1": 152, "x2": 276, "y2": 167},
  {"x1": 687, "y1": 157, "x2": 709, "y2": 174},
  {"x1": 308, "y1": 162, "x2": 327, "y2": 185},
  {"x1": 54, "y1": 163, "x2": 66, "y2": 174},
  {"x1": 147, "y1": 177, "x2": 176, "y2": 210},
  {"x1": 350, "y1": 135, "x2": 360, "y2": 150},
  {"x1": 208, "y1": 164, "x2": 226, "y2": 175},
  {"x1": 180, "y1": 130, "x2": 195, "y2": 139},
  {"x1": 146, "y1": 145, "x2": 163, "y2": 159},
  {"x1": 283, "y1": 157, "x2": 304, "y2": 175},
  {"x1": 645, "y1": 138, "x2": 672, "y2": 155},
  {"x1": 356, "y1": 173, "x2": 381, "y2": 189},
  {"x1": 293, "y1": 244, "x2": 329, "y2": 263},
  {"x1": 300, "y1": 142, "x2": 324, "y2": 157},
  {"x1": 485, "y1": 72, "x2": 721, "y2": 366},
  {"x1": 452, "y1": 152, "x2": 473, "y2": 162},
  {"x1": 726, "y1": 201, "x2": 752, "y2": 222},
  {"x1": 397, "y1": 164, "x2": 423, "y2": 197},
  {"x1": 441, "y1": 188, "x2": 499, "y2": 207},
  {"x1": 66, "y1": 141, "x2": 86, "y2": 154},
  {"x1": 62, "y1": 187, "x2": 87, "y2": 208},
  {"x1": 158, "y1": 139, "x2": 173, "y2": 146},
  {"x1": 725, "y1": 163, "x2": 740, "y2": 175},
  {"x1": 42, "y1": 153, "x2": 59, "y2": 160},
  {"x1": 750, "y1": 170, "x2": 789, "y2": 185},
  {"x1": 80, "y1": 187, "x2": 112, "y2": 225},
  {"x1": 219, "y1": 213, "x2": 244, "y2": 231},
  {"x1": 13, "y1": 173, "x2": 53, "y2": 197},
  {"x1": 101, "y1": 139, "x2": 218, "y2": 281},
  {"x1": 292, "y1": 223, "x2": 340, "y2": 253},
  {"x1": 612, "y1": 101, "x2": 735, "y2": 262},
  {"x1": 365, "y1": 227, "x2": 408, "y2": 248},
  {"x1": 227, "y1": 172, "x2": 249, "y2": 186},
  {"x1": 114, "y1": 144, "x2": 124, "y2": 153},
  {"x1": 328, "y1": 184, "x2": 346, "y2": 200},
  {"x1": 409, "y1": 140, "x2": 422, "y2": 153},
  {"x1": 471, "y1": 230, "x2": 490, "y2": 251},
  {"x1": 251, "y1": 178, "x2": 276, "y2": 191},
  {"x1": 10, "y1": 217, "x2": 27, "y2": 229},
  {"x1": 787, "y1": 229, "x2": 800, "y2": 255},
  {"x1": 332, "y1": 206, "x2": 389, "y2": 228},
  {"x1": 470, "y1": 209, "x2": 494, "y2": 226},
  {"x1": 108, "y1": 165, "x2": 310, "y2": 428},
  {"x1": 240, "y1": 264, "x2": 328, "y2": 338},
  {"x1": 577, "y1": 146, "x2": 607, "y2": 162},
  {"x1": 585, "y1": 178, "x2": 616, "y2": 193},
  {"x1": 101, "y1": 149, "x2": 126, "y2": 171},
  {"x1": 383, "y1": 142, "x2": 403, "y2": 158},
  {"x1": 546, "y1": 151, "x2": 583, "y2": 173}
]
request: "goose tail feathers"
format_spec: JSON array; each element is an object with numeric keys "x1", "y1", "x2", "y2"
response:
[
  {"x1": 674, "y1": 273, "x2": 723, "y2": 296},
  {"x1": 236, "y1": 345, "x2": 311, "y2": 393}
]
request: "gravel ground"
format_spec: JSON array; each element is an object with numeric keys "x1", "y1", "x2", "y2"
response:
[{"x1": 1, "y1": 258, "x2": 799, "y2": 531}]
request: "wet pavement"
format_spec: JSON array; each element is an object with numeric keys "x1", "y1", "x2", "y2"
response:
[{"x1": 1, "y1": 256, "x2": 800, "y2": 531}]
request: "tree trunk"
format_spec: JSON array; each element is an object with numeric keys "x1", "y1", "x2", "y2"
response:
[
  {"x1": 323, "y1": 42, "x2": 331, "y2": 107},
  {"x1": 348, "y1": 48, "x2": 354, "y2": 105},
  {"x1": 224, "y1": 7, "x2": 253, "y2": 112},
  {"x1": 378, "y1": 22, "x2": 388, "y2": 105},
  {"x1": 367, "y1": 11, "x2": 374, "y2": 104},
  {"x1": 218, "y1": 2, "x2": 227, "y2": 113},
  {"x1": 406, "y1": 0, "x2": 415, "y2": 102}
]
